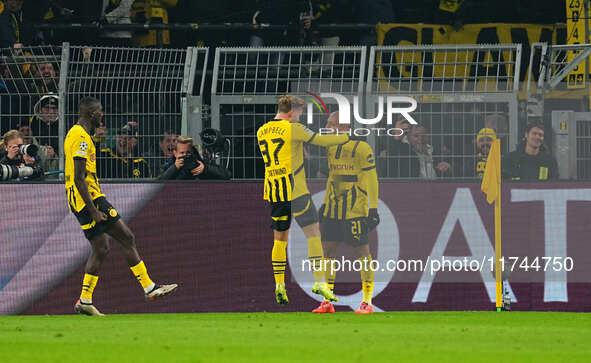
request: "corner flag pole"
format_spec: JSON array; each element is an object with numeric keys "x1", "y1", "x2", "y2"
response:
[
  {"x1": 494, "y1": 164, "x2": 502, "y2": 312},
  {"x1": 480, "y1": 138, "x2": 502, "y2": 311}
]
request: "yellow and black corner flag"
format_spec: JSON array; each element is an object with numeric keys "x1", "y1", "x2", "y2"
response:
[{"x1": 480, "y1": 138, "x2": 503, "y2": 311}]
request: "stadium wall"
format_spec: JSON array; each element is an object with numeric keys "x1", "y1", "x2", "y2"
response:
[{"x1": 0, "y1": 182, "x2": 589, "y2": 314}]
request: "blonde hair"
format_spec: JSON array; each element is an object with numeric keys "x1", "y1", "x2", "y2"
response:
[
  {"x1": 176, "y1": 135, "x2": 193, "y2": 146},
  {"x1": 175, "y1": 135, "x2": 195, "y2": 149},
  {"x1": 278, "y1": 95, "x2": 305, "y2": 113},
  {"x1": 0, "y1": 129, "x2": 24, "y2": 150}
]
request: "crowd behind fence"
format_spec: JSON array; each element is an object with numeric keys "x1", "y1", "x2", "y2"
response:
[{"x1": 1, "y1": 43, "x2": 589, "y2": 181}]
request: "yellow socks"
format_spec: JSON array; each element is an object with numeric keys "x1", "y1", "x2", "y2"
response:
[
  {"x1": 326, "y1": 258, "x2": 336, "y2": 292},
  {"x1": 130, "y1": 260, "x2": 155, "y2": 293},
  {"x1": 307, "y1": 236, "x2": 326, "y2": 283},
  {"x1": 80, "y1": 273, "x2": 98, "y2": 304},
  {"x1": 360, "y1": 256, "x2": 375, "y2": 304},
  {"x1": 272, "y1": 240, "x2": 288, "y2": 284}
]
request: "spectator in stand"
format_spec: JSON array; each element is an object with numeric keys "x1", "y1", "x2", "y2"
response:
[
  {"x1": 464, "y1": 128, "x2": 496, "y2": 180},
  {"x1": 379, "y1": 118, "x2": 410, "y2": 157},
  {"x1": 146, "y1": 129, "x2": 177, "y2": 176},
  {"x1": 0, "y1": 129, "x2": 44, "y2": 180},
  {"x1": 28, "y1": 94, "x2": 59, "y2": 155},
  {"x1": 99, "y1": 0, "x2": 134, "y2": 46},
  {"x1": 131, "y1": 0, "x2": 178, "y2": 47},
  {"x1": 159, "y1": 135, "x2": 231, "y2": 180},
  {"x1": 502, "y1": 122, "x2": 558, "y2": 181},
  {"x1": 0, "y1": 0, "x2": 26, "y2": 48},
  {"x1": 383, "y1": 124, "x2": 451, "y2": 179},
  {"x1": 17, "y1": 121, "x2": 58, "y2": 174},
  {"x1": 33, "y1": 61, "x2": 58, "y2": 93},
  {"x1": 377, "y1": 119, "x2": 409, "y2": 177},
  {"x1": 98, "y1": 121, "x2": 152, "y2": 178},
  {"x1": 408, "y1": 124, "x2": 451, "y2": 179}
]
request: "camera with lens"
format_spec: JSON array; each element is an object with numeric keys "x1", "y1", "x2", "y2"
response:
[
  {"x1": 199, "y1": 128, "x2": 230, "y2": 166},
  {"x1": 180, "y1": 151, "x2": 200, "y2": 171},
  {"x1": 18, "y1": 144, "x2": 38, "y2": 157}
]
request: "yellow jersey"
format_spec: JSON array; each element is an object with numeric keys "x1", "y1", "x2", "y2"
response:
[
  {"x1": 257, "y1": 119, "x2": 349, "y2": 202},
  {"x1": 322, "y1": 139, "x2": 379, "y2": 220},
  {"x1": 64, "y1": 124, "x2": 105, "y2": 212}
]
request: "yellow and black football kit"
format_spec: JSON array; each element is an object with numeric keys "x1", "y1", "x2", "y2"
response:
[
  {"x1": 320, "y1": 138, "x2": 379, "y2": 246},
  {"x1": 474, "y1": 152, "x2": 488, "y2": 179},
  {"x1": 64, "y1": 124, "x2": 120, "y2": 240},
  {"x1": 257, "y1": 119, "x2": 349, "y2": 231}
]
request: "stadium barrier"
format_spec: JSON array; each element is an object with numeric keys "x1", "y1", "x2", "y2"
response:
[
  {"x1": 0, "y1": 182, "x2": 589, "y2": 314},
  {"x1": 1, "y1": 44, "x2": 207, "y2": 178},
  {"x1": 210, "y1": 46, "x2": 368, "y2": 179},
  {"x1": 367, "y1": 44, "x2": 522, "y2": 178},
  {"x1": 526, "y1": 43, "x2": 591, "y2": 180},
  {"x1": 3, "y1": 42, "x2": 589, "y2": 181},
  {"x1": 0, "y1": 45, "x2": 62, "y2": 174},
  {"x1": 59, "y1": 44, "x2": 208, "y2": 177}
]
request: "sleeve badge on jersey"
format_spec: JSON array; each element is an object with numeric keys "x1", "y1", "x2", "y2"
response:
[{"x1": 76, "y1": 141, "x2": 89, "y2": 156}]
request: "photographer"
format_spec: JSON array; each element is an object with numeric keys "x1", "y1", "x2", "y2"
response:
[
  {"x1": 159, "y1": 135, "x2": 231, "y2": 180},
  {"x1": 0, "y1": 129, "x2": 44, "y2": 181}
]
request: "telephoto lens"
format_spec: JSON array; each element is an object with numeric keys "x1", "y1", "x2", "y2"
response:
[{"x1": 18, "y1": 144, "x2": 39, "y2": 157}]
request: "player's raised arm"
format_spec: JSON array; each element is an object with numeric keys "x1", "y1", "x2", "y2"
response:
[
  {"x1": 291, "y1": 123, "x2": 349, "y2": 147},
  {"x1": 73, "y1": 157, "x2": 106, "y2": 223}
]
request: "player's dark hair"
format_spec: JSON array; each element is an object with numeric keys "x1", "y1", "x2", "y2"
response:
[
  {"x1": 78, "y1": 97, "x2": 102, "y2": 118},
  {"x1": 524, "y1": 122, "x2": 544, "y2": 134}
]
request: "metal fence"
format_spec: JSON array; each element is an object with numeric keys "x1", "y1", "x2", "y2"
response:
[
  {"x1": 59, "y1": 44, "x2": 206, "y2": 178},
  {"x1": 527, "y1": 43, "x2": 591, "y2": 180},
  {"x1": 10, "y1": 43, "x2": 591, "y2": 181},
  {"x1": 0, "y1": 45, "x2": 62, "y2": 175},
  {"x1": 210, "y1": 46, "x2": 367, "y2": 179},
  {"x1": 367, "y1": 44, "x2": 521, "y2": 179},
  {"x1": 0, "y1": 44, "x2": 206, "y2": 180}
]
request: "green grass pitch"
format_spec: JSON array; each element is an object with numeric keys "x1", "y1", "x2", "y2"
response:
[{"x1": 0, "y1": 312, "x2": 589, "y2": 362}]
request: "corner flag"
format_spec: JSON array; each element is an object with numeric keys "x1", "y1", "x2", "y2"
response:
[
  {"x1": 481, "y1": 139, "x2": 501, "y2": 204},
  {"x1": 480, "y1": 139, "x2": 503, "y2": 311}
]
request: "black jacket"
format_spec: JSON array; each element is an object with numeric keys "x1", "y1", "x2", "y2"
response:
[
  {"x1": 502, "y1": 144, "x2": 558, "y2": 181},
  {"x1": 158, "y1": 148, "x2": 231, "y2": 181},
  {"x1": 378, "y1": 140, "x2": 451, "y2": 178},
  {"x1": 0, "y1": 12, "x2": 20, "y2": 48}
]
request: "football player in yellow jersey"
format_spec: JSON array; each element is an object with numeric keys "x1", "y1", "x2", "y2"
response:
[
  {"x1": 65, "y1": 97, "x2": 177, "y2": 316},
  {"x1": 257, "y1": 95, "x2": 349, "y2": 305},
  {"x1": 312, "y1": 112, "x2": 380, "y2": 314}
]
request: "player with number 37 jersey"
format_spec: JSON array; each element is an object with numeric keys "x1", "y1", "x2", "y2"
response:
[
  {"x1": 258, "y1": 119, "x2": 348, "y2": 203},
  {"x1": 256, "y1": 95, "x2": 348, "y2": 306}
]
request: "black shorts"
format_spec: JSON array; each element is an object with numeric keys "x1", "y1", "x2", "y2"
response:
[
  {"x1": 320, "y1": 217, "x2": 369, "y2": 246},
  {"x1": 74, "y1": 197, "x2": 121, "y2": 240},
  {"x1": 269, "y1": 194, "x2": 318, "y2": 232}
]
